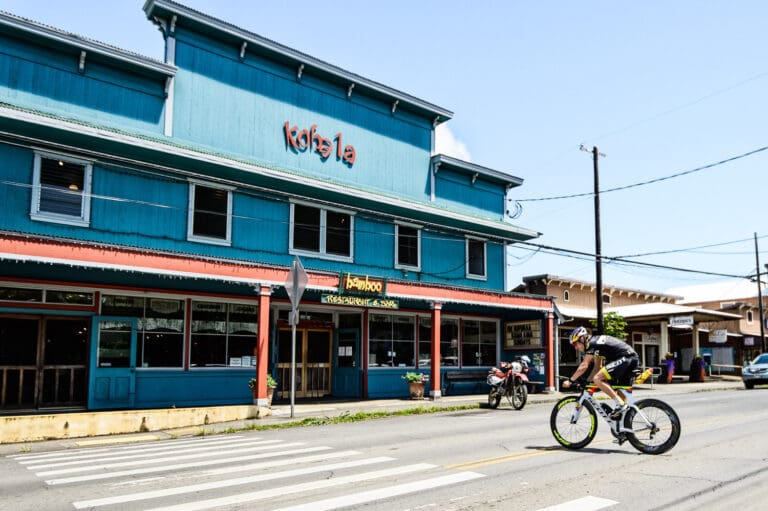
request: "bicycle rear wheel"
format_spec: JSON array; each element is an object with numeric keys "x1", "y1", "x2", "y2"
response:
[
  {"x1": 625, "y1": 398, "x2": 681, "y2": 454},
  {"x1": 550, "y1": 396, "x2": 597, "y2": 449}
]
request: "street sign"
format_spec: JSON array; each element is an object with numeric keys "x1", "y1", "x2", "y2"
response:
[{"x1": 284, "y1": 256, "x2": 308, "y2": 309}]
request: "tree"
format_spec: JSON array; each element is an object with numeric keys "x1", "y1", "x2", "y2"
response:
[{"x1": 590, "y1": 312, "x2": 627, "y2": 340}]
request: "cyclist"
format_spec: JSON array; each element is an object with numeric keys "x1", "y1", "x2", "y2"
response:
[{"x1": 562, "y1": 326, "x2": 639, "y2": 419}]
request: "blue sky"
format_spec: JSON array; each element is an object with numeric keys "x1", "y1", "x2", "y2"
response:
[{"x1": 4, "y1": 0, "x2": 767, "y2": 295}]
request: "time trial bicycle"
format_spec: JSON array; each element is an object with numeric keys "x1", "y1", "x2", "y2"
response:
[{"x1": 550, "y1": 371, "x2": 681, "y2": 454}]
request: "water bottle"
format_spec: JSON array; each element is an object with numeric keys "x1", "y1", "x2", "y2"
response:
[{"x1": 635, "y1": 368, "x2": 653, "y2": 384}]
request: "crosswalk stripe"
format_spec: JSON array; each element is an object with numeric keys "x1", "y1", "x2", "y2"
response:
[
  {"x1": 143, "y1": 463, "x2": 439, "y2": 511},
  {"x1": 272, "y1": 471, "x2": 486, "y2": 511},
  {"x1": 534, "y1": 496, "x2": 619, "y2": 511},
  {"x1": 36, "y1": 440, "x2": 295, "y2": 476},
  {"x1": 72, "y1": 456, "x2": 396, "y2": 508},
  {"x1": 23, "y1": 438, "x2": 284, "y2": 469},
  {"x1": 9, "y1": 435, "x2": 248, "y2": 461},
  {"x1": 201, "y1": 450, "x2": 362, "y2": 476},
  {"x1": 45, "y1": 445, "x2": 333, "y2": 485}
]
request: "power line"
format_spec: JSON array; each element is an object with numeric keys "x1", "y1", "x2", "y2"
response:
[{"x1": 514, "y1": 144, "x2": 768, "y2": 203}]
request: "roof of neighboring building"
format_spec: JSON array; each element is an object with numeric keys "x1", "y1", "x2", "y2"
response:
[
  {"x1": 520, "y1": 274, "x2": 682, "y2": 303},
  {"x1": 666, "y1": 279, "x2": 763, "y2": 303},
  {"x1": 607, "y1": 303, "x2": 741, "y2": 322}
]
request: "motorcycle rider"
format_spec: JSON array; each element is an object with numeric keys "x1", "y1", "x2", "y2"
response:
[{"x1": 562, "y1": 326, "x2": 639, "y2": 419}]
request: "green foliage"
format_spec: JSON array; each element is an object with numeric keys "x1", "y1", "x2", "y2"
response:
[
  {"x1": 402, "y1": 372, "x2": 428, "y2": 383},
  {"x1": 590, "y1": 311, "x2": 627, "y2": 340},
  {"x1": 248, "y1": 374, "x2": 278, "y2": 390}
]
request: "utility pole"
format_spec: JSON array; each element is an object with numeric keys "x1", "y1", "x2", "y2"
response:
[
  {"x1": 582, "y1": 145, "x2": 606, "y2": 334},
  {"x1": 756, "y1": 233, "x2": 766, "y2": 352}
]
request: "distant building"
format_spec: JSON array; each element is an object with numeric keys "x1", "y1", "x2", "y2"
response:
[{"x1": 516, "y1": 275, "x2": 740, "y2": 377}]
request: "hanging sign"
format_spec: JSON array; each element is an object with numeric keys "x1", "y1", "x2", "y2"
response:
[
  {"x1": 340, "y1": 273, "x2": 386, "y2": 296},
  {"x1": 669, "y1": 315, "x2": 694, "y2": 327},
  {"x1": 321, "y1": 294, "x2": 398, "y2": 309}
]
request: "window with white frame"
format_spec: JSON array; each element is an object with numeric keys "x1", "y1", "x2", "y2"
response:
[
  {"x1": 290, "y1": 201, "x2": 353, "y2": 260},
  {"x1": 563, "y1": 290, "x2": 570, "y2": 302},
  {"x1": 395, "y1": 223, "x2": 421, "y2": 270},
  {"x1": 30, "y1": 152, "x2": 92, "y2": 226},
  {"x1": 466, "y1": 237, "x2": 486, "y2": 279},
  {"x1": 187, "y1": 181, "x2": 233, "y2": 244}
]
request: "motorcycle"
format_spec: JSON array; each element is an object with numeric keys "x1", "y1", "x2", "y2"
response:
[{"x1": 487, "y1": 356, "x2": 530, "y2": 410}]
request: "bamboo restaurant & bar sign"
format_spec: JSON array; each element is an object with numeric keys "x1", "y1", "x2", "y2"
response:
[{"x1": 320, "y1": 273, "x2": 398, "y2": 309}]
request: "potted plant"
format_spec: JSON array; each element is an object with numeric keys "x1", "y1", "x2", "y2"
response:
[
  {"x1": 402, "y1": 372, "x2": 428, "y2": 399},
  {"x1": 249, "y1": 374, "x2": 278, "y2": 407}
]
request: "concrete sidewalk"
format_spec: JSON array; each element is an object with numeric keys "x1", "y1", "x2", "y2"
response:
[{"x1": 0, "y1": 376, "x2": 744, "y2": 452}]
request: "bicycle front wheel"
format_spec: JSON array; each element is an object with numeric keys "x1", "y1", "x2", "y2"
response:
[
  {"x1": 625, "y1": 398, "x2": 681, "y2": 455},
  {"x1": 550, "y1": 396, "x2": 597, "y2": 450}
]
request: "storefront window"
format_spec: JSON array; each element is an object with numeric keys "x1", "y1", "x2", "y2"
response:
[
  {"x1": 368, "y1": 313, "x2": 415, "y2": 367},
  {"x1": 461, "y1": 319, "x2": 497, "y2": 366},
  {"x1": 190, "y1": 301, "x2": 257, "y2": 367},
  {"x1": 441, "y1": 318, "x2": 460, "y2": 366},
  {"x1": 417, "y1": 317, "x2": 460, "y2": 367},
  {"x1": 101, "y1": 295, "x2": 185, "y2": 368}
]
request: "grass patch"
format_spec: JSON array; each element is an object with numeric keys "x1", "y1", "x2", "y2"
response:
[{"x1": 237, "y1": 403, "x2": 483, "y2": 432}]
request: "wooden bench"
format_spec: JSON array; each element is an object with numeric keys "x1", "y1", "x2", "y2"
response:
[{"x1": 442, "y1": 369, "x2": 488, "y2": 395}]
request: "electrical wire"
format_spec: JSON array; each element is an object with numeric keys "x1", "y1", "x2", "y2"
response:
[{"x1": 514, "y1": 144, "x2": 768, "y2": 203}]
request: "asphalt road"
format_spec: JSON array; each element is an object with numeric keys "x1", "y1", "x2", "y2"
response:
[{"x1": 2, "y1": 387, "x2": 767, "y2": 510}]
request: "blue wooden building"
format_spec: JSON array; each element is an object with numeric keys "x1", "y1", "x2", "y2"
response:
[{"x1": 0, "y1": 1, "x2": 556, "y2": 412}]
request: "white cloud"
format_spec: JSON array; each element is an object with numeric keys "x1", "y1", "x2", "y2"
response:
[{"x1": 435, "y1": 124, "x2": 471, "y2": 162}]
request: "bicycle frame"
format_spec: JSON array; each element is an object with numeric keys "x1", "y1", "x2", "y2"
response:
[{"x1": 572, "y1": 383, "x2": 654, "y2": 440}]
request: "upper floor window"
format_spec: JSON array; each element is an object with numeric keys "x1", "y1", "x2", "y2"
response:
[
  {"x1": 290, "y1": 201, "x2": 353, "y2": 261},
  {"x1": 747, "y1": 310, "x2": 754, "y2": 323},
  {"x1": 563, "y1": 290, "x2": 570, "y2": 302},
  {"x1": 466, "y1": 237, "x2": 486, "y2": 279},
  {"x1": 30, "y1": 152, "x2": 92, "y2": 226},
  {"x1": 395, "y1": 223, "x2": 421, "y2": 270},
  {"x1": 602, "y1": 294, "x2": 612, "y2": 305},
  {"x1": 187, "y1": 181, "x2": 233, "y2": 245}
]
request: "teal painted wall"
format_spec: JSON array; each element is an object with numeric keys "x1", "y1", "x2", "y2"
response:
[
  {"x1": 0, "y1": 33, "x2": 167, "y2": 135},
  {"x1": 170, "y1": 29, "x2": 434, "y2": 204},
  {"x1": 434, "y1": 169, "x2": 506, "y2": 220}
]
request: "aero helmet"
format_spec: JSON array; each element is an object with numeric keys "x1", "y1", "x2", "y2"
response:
[{"x1": 569, "y1": 326, "x2": 589, "y2": 345}]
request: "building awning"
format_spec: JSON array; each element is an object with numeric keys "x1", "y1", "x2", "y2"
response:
[{"x1": 0, "y1": 233, "x2": 554, "y2": 314}]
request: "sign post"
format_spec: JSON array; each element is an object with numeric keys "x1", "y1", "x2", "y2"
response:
[{"x1": 284, "y1": 256, "x2": 307, "y2": 418}]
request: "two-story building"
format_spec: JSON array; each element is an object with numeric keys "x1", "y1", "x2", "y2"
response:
[
  {"x1": 516, "y1": 274, "x2": 740, "y2": 378},
  {"x1": 0, "y1": 1, "x2": 556, "y2": 412}
]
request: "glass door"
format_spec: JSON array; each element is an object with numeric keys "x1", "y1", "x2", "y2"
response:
[
  {"x1": 277, "y1": 328, "x2": 332, "y2": 398},
  {"x1": 333, "y1": 329, "x2": 361, "y2": 397},
  {"x1": 88, "y1": 316, "x2": 137, "y2": 409}
]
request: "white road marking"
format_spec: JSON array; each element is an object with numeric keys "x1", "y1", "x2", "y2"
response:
[
  {"x1": 44, "y1": 445, "x2": 332, "y2": 485},
  {"x1": 22, "y1": 438, "x2": 281, "y2": 469},
  {"x1": 143, "y1": 463, "x2": 439, "y2": 511},
  {"x1": 271, "y1": 471, "x2": 486, "y2": 511},
  {"x1": 10, "y1": 435, "x2": 249, "y2": 461},
  {"x1": 36, "y1": 440, "x2": 293, "y2": 476},
  {"x1": 72, "y1": 456, "x2": 396, "y2": 508},
  {"x1": 201, "y1": 449, "x2": 361, "y2": 476},
  {"x1": 535, "y1": 496, "x2": 619, "y2": 511}
]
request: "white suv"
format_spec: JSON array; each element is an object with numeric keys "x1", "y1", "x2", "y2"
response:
[{"x1": 742, "y1": 353, "x2": 768, "y2": 389}]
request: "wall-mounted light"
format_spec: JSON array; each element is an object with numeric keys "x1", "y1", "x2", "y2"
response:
[{"x1": 68, "y1": 184, "x2": 79, "y2": 191}]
